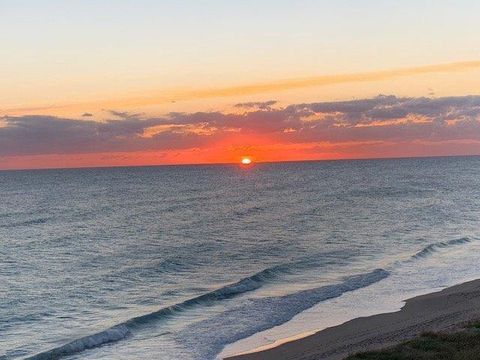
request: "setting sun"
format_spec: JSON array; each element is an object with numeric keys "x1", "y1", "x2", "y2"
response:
[{"x1": 241, "y1": 157, "x2": 252, "y2": 165}]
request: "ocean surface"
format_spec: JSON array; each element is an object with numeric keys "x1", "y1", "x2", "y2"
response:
[{"x1": 1, "y1": 156, "x2": 480, "y2": 360}]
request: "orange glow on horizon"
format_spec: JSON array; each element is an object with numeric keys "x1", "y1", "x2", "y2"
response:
[{"x1": 1, "y1": 138, "x2": 480, "y2": 171}]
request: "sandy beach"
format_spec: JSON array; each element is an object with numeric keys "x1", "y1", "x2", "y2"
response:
[{"x1": 226, "y1": 278, "x2": 480, "y2": 360}]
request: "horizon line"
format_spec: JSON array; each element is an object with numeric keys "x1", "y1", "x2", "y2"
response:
[{"x1": 2, "y1": 154, "x2": 479, "y2": 172}]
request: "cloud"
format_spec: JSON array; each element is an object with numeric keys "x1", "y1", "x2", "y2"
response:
[
  {"x1": 234, "y1": 100, "x2": 278, "y2": 110},
  {"x1": 108, "y1": 110, "x2": 143, "y2": 119},
  {"x1": 1, "y1": 95, "x2": 480, "y2": 158},
  {"x1": 4, "y1": 60, "x2": 480, "y2": 114},
  {"x1": 82, "y1": 112, "x2": 93, "y2": 117},
  {"x1": 0, "y1": 115, "x2": 212, "y2": 156}
]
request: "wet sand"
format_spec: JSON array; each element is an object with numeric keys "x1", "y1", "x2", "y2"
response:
[{"x1": 226, "y1": 279, "x2": 480, "y2": 360}]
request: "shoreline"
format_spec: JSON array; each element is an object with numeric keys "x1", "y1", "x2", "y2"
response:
[{"x1": 225, "y1": 278, "x2": 480, "y2": 360}]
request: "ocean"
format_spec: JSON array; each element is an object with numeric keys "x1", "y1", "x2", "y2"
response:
[{"x1": 1, "y1": 156, "x2": 479, "y2": 360}]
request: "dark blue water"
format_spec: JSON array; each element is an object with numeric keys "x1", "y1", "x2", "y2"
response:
[{"x1": 1, "y1": 157, "x2": 479, "y2": 359}]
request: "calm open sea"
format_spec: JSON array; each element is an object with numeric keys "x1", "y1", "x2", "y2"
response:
[{"x1": 1, "y1": 157, "x2": 480, "y2": 359}]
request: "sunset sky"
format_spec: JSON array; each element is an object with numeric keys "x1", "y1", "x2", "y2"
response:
[{"x1": 1, "y1": 0, "x2": 480, "y2": 169}]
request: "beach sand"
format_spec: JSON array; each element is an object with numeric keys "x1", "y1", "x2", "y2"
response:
[{"x1": 226, "y1": 279, "x2": 480, "y2": 360}]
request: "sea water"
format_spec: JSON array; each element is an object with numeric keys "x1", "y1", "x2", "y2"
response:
[{"x1": 1, "y1": 156, "x2": 479, "y2": 359}]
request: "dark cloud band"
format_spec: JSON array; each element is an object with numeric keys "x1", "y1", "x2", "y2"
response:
[{"x1": 1, "y1": 95, "x2": 479, "y2": 157}]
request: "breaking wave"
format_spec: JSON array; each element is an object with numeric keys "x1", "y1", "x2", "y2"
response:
[
  {"x1": 411, "y1": 237, "x2": 471, "y2": 260},
  {"x1": 25, "y1": 265, "x2": 387, "y2": 360}
]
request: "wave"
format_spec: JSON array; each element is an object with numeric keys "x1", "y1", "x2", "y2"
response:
[
  {"x1": 27, "y1": 268, "x2": 388, "y2": 360},
  {"x1": 24, "y1": 251, "x2": 360, "y2": 359},
  {"x1": 0, "y1": 217, "x2": 50, "y2": 228},
  {"x1": 411, "y1": 237, "x2": 471, "y2": 260},
  {"x1": 24, "y1": 325, "x2": 130, "y2": 360},
  {"x1": 175, "y1": 269, "x2": 390, "y2": 359},
  {"x1": 23, "y1": 263, "x2": 300, "y2": 360},
  {"x1": 233, "y1": 205, "x2": 266, "y2": 217},
  {"x1": 182, "y1": 236, "x2": 475, "y2": 359}
]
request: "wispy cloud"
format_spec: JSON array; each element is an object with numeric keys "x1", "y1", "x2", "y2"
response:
[
  {"x1": 3, "y1": 61, "x2": 480, "y2": 115},
  {"x1": 234, "y1": 100, "x2": 278, "y2": 110}
]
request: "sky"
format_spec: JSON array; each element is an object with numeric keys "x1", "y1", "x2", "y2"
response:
[{"x1": 1, "y1": 0, "x2": 480, "y2": 169}]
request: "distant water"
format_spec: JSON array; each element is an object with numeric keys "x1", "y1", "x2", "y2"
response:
[{"x1": 1, "y1": 157, "x2": 480, "y2": 360}]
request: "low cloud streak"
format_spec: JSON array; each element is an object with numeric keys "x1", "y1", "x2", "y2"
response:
[{"x1": 3, "y1": 60, "x2": 480, "y2": 114}]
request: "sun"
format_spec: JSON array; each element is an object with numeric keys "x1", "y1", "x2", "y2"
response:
[{"x1": 241, "y1": 157, "x2": 252, "y2": 165}]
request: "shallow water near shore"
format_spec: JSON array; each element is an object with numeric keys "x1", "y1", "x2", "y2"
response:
[
  {"x1": 220, "y1": 236, "x2": 480, "y2": 358},
  {"x1": 1, "y1": 156, "x2": 479, "y2": 360}
]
